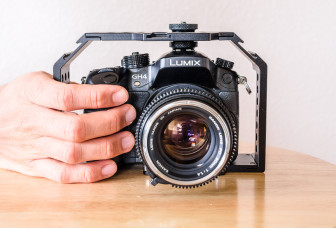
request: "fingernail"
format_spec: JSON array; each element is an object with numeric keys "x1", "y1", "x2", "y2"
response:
[
  {"x1": 122, "y1": 134, "x2": 135, "y2": 150},
  {"x1": 113, "y1": 89, "x2": 128, "y2": 103},
  {"x1": 125, "y1": 106, "x2": 136, "y2": 125},
  {"x1": 101, "y1": 164, "x2": 116, "y2": 177}
]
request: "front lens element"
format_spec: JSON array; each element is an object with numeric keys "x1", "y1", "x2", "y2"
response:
[{"x1": 161, "y1": 114, "x2": 210, "y2": 164}]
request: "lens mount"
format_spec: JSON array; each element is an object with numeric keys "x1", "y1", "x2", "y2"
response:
[{"x1": 135, "y1": 88, "x2": 238, "y2": 187}]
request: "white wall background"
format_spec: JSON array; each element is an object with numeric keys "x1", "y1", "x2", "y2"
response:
[{"x1": 0, "y1": 0, "x2": 335, "y2": 164}]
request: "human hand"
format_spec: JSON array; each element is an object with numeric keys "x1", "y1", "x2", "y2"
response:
[{"x1": 0, "y1": 71, "x2": 136, "y2": 183}]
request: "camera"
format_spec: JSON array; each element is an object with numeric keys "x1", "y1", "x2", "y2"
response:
[{"x1": 54, "y1": 22, "x2": 267, "y2": 188}]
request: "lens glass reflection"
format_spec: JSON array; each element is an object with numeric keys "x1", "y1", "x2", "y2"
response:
[{"x1": 161, "y1": 114, "x2": 210, "y2": 164}]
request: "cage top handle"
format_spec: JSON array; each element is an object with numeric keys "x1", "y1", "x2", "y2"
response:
[{"x1": 53, "y1": 30, "x2": 262, "y2": 83}]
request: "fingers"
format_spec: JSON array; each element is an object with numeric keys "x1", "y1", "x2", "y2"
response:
[
  {"x1": 30, "y1": 158, "x2": 117, "y2": 183},
  {"x1": 30, "y1": 103, "x2": 136, "y2": 142},
  {"x1": 24, "y1": 71, "x2": 129, "y2": 111},
  {"x1": 34, "y1": 131, "x2": 135, "y2": 164}
]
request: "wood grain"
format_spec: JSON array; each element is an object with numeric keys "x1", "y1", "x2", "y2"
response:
[{"x1": 0, "y1": 144, "x2": 335, "y2": 227}]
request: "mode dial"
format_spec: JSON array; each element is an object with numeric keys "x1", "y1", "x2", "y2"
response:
[
  {"x1": 215, "y1": 58, "x2": 234, "y2": 70},
  {"x1": 121, "y1": 52, "x2": 150, "y2": 69},
  {"x1": 169, "y1": 22, "x2": 198, "y2": 32}
]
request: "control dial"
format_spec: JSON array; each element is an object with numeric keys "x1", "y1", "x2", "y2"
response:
[{"x1": 121, "y1": 52, "x2": 150, "y2": 69}]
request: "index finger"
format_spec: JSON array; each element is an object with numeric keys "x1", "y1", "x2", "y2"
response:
[{"x1": 24, "y1": 71, "x2": 129, "y2": 111}]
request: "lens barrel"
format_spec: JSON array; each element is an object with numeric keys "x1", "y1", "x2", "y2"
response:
[{"x1": 135, "y1": 87, "x2": 238, "y2": 187}]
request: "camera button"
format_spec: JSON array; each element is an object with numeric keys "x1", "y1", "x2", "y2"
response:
[
  {"x1": 134, "y1": 81, "x2": 141, "y2": 87},
  {"x1": 222, "y1": 74, "x2": 233, "y2": 84}
]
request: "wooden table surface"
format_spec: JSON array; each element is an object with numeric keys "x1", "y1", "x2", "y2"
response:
[{"x1": 0, "y1": 144, "x2": 335, "y2": 228}]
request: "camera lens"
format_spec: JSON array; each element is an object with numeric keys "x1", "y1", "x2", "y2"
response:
[
  {"x1": 161, "y1": 114, "x2": 210, "y2": 164},
  {"x1": 136, "y1": 88, "x2": 238, "y2": 187}
]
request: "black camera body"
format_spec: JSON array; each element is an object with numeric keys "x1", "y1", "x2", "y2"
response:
[
  {"x1": 54, "y1": 22, "x2": 267, "y2": 188},
  {"x1": 84, "y1": 50, "x2": 240, "y2": 163}
]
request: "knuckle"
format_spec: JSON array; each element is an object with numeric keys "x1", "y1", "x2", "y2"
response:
[
  {"x1": 65, "y1": 116, "x2": 86, "y2": 142},
  {"x1": 55, "y1": 87, "x2": 73, "y2": 111},
  {"x1": 64, "y1": 143, "x2": 81, "y2": 164},
  {"x1": 16, "y1": 116, "x2": 33, "y2": 133},
  {"x1": 20, "y1": 72, "x2": 46, "y2": 99},
  {"x1": 83, "y1": 167, "x2": 96, "y2": 183},
  {"x1": 57, "y1": 166, "x2": 70, "y2": 184},
  {"x1": 108, "y1": 110, "x2": 121, "y2": 133},
  {"x1": 90, "y1": 89, "x2": 106, "y2": 108},
  {"x1": 104, "y1": 140, "x2": 115, "y2": 158},
  {"x1": 24, "y1": 71, "x2": 49, "y2": 80},
  {"x1": 20, "y1": 73, "x2": 33, "y2": 84}
]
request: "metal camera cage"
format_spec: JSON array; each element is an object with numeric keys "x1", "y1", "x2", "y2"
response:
[{"x1": 53, "y1": 29, "x2": 267, "y2": 173}]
